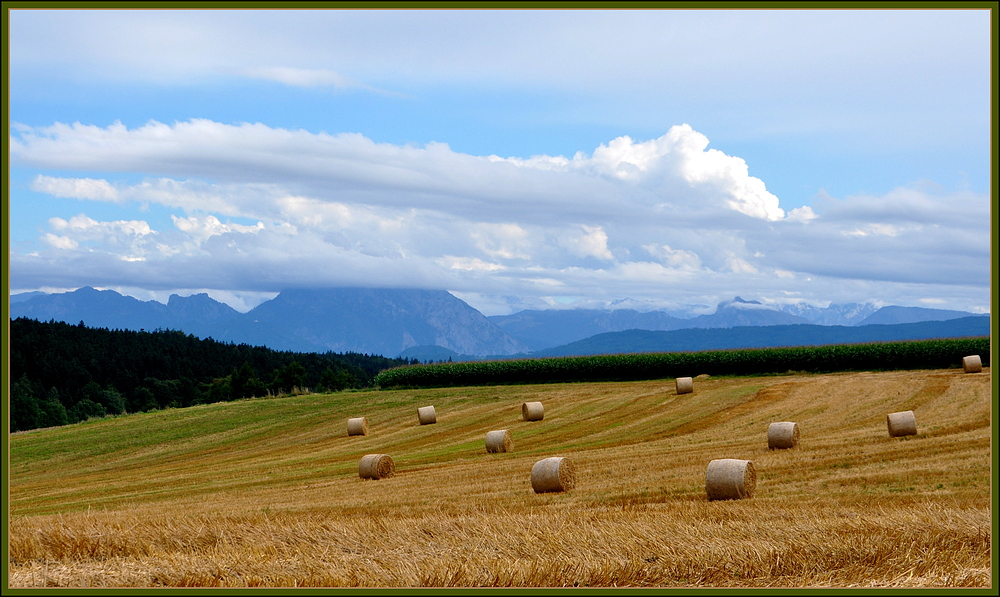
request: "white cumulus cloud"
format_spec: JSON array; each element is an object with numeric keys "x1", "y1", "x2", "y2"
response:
[
  {"x1": 643, "y1": 244, "x2": 703, "y2": 270},
  {"x1": 171, "y1": 215, "x2": 265, "y2": 245},
  {"x1": 11, "y1": 119, "x2": 988, "y2": 314},
  {"x1": 560, "y1": 225, "x2": 614, "y2": 261},
  {"x1": 491, "y1": 124, "x2": 786, "y2": 221},
  {"x1": 42, "y1": 233, "x2": 78, "y2": 250},
  {"x1": 49, "y1": 214, "x2": 152, "y2": 238},
  {"x1": 32, "y1": 175, "x2": 121, "y2": 201}
]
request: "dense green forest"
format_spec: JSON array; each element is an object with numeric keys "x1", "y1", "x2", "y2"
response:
[{"x1": 9, "y1": 318, "x2": 413, "y2": 433}]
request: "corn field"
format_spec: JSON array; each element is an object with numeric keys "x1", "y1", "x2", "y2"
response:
[{"x1": 374, "y1": 337, "x2": 990, "y2": 388}]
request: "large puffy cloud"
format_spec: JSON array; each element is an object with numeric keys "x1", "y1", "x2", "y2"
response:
[
  {"x1": 11, "y1": 120, "x2": 781, "y2": 226},
  {"x1": 9, "y1": 119, "x2": 990, "y2": 314},
  {"x1": 493, "y1": 126, "x2": 785, "y2": 221}
]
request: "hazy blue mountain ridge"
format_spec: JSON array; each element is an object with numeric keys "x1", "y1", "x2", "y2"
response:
[
  {"x1": 243, "y1": 288, "x2": 528, "y2": 357},
  {"x1": 856, "y1": 305, "x2": 979, "y2": 325},
  {"x1": 684, "y1": 297, "x2": 811, "y2": 328},
  {"x1": 397, "y1": 345, "x2": 464, "y2": 362},
  {"x1": 10, "y1": 288, "x2": 987, "y2": 358},
  {"x1": 530, "y1": 316, "x2": 991, "y2": 357},
  {"x1": 487, "y1": 308, "x2": 690, "y2": 352},
  {"x1": 778, "y1": 301, "x2": 880, "y2": 325},
  {"x1": 490, "y1": 297, "x2": 812, "y2": 351},
  {"x1": 9, "y1": 291, "x2": 47, "y2": 304},
  {"x1": 9, "y1": 287, "x2": 528, "y2": 357},
  {"x1": 10, "y1": 287, "x2": 172, "y2": 331}
]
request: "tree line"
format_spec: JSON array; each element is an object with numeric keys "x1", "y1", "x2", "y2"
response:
[{"x1": 10, "y1": 317, "x2": 416, "y2": 433}]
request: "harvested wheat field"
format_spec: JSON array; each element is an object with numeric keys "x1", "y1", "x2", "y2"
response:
[{"x1": 7, "y1": 368, "x2": 993, "y2": 588}]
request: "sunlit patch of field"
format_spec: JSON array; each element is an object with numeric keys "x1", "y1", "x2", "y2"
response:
[{"x1": 7, "y1": 368, "x2": 992, "y2": 587}]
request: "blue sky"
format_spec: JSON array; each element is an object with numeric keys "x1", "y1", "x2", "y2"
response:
[{"x1": 7, "y1": 8, "x2": 992, "y2": 315}]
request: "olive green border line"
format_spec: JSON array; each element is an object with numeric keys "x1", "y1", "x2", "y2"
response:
[
  {"x1": 2, "y1": 3, "x2": 996, "y2": 596},
  {"x1": 1, "y1": 1, "x2": 998, "y2": 9}
]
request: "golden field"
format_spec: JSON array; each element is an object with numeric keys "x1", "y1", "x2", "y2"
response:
[{"x1": 6, "y1": 367, "x2": 994, "y2": 588}]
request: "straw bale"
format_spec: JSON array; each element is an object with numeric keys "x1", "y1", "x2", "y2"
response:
[
  {"x1": 886, "y1": 410, "x2": 917, "y2": 437},
  {"x1": 347, "y1": 416, "x2": 369, "y2": 436},
  {"x1": 522, "y1": 401, "x2": 544, "y2": 421},
  {"x1": 963, "y1": 355, "x2": 982, "y2": 373},
  {"x1": 705, "y1": 458, "x2": 756, "y2": 501},
  {"x1": 531, "y1": 456, "x2": 575, "y2": 493},
  {"x1": 485, "y1": 429, "x2": 513, "y2": 453},
  {"x1": 676, "y1": 377, "x2": 693, "y2": 394},
  {"x1": 767, "y1": 421, "x2": 800, "y2": 450},
  {"x1": 417, "y1": 405, "x2": 437, "y2": 425},
  {"x1": 358, "y1": 454, "x2": 395, "y2": 480}
]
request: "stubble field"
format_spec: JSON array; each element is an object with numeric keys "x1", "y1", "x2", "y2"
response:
[{"x1": 6, "y1": 367, "x2": 994, "y2": 588}]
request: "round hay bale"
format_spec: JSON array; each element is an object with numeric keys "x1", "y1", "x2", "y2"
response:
[
  {"x1": 417, "y1": 405, "x2": 437, "y2": 425},
  {"x1": 485, "y1": 429, "x2": 513, "y2": 453},
  {"x1": 522, "y1": 401, "x2": 544, "y2": 421},
  {"x1": 963, "y1": 355, "x2": 982, "y2": 373},
  {"x1": 347, "y1": 416, "x2": 369, "y2": 436},
  {"x1": 675, "y1": 377, "x2": 693, "y2": 394},
  {"x1": 705, "y1": 458, "x2": 756, "y2": 501},
  {"x1": 358, "y1": 454, "x2": 395, "y2": 480},
  {"x1": 767, "y1": 421, "x2": 800, "y2": 450},
  {"x1": 887, "y1": 410, "x2": 917, "y2": 437},
  {"x1": 531, "y1": 456, "x2": 575, "y2": 493}
]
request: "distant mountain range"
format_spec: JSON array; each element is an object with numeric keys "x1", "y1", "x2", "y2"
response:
[
  {"x1": 529, "y1": 316, "x2": 991, "y2": 357},
  {"x1": 777, "y1": 300, "x2": 880, "y2": 325},
  {"x1": 9, "y1": 288, "x2": 988, "y2": 359},
  {"x1": 488, "y1": 297, "x2": 823, "y2": 353},
  {"x1": 487, "y1": 296, "x2": 979, "y2": 352},
  {"x1": 9, "y1": 287, "x2": 528, "y2": 358}
]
